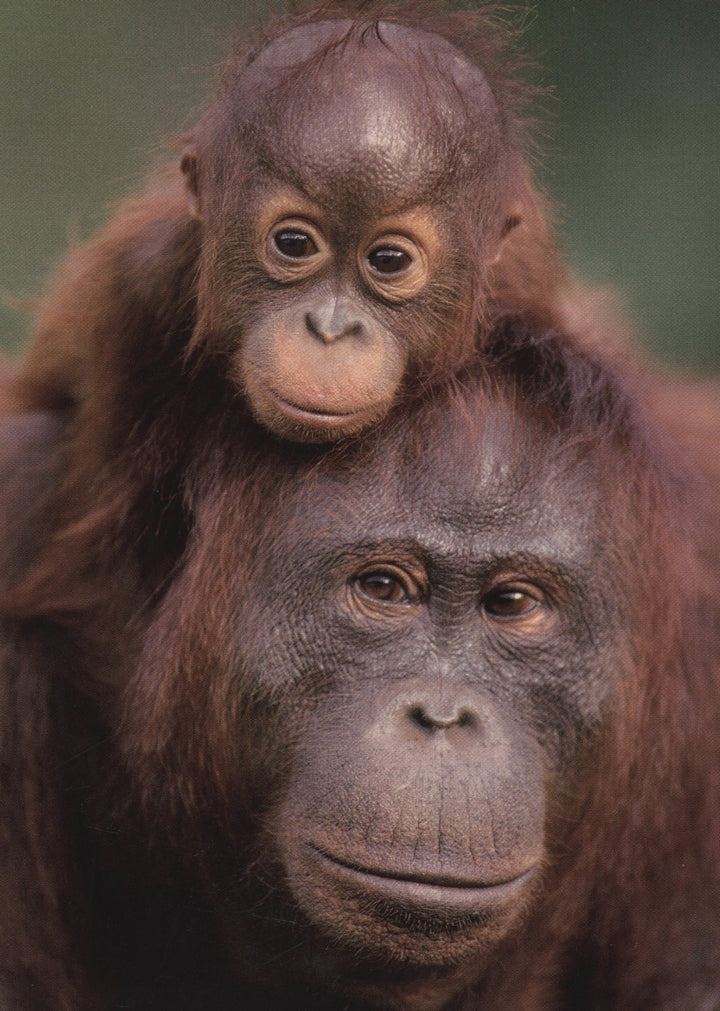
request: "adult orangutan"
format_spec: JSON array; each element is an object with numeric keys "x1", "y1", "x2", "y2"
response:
[{"x1": 0, "y1": 324, "x2": 718, "y2": 1009}]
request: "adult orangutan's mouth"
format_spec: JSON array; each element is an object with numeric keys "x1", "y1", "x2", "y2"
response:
[{"x1": 307, "y1": 844, "x2": 538, "y2": 916}]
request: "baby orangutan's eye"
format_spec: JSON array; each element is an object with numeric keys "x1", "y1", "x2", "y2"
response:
[
  {"x1": 360, "y1": 231, "x2": 430, "y2": 302},
  {"x1": 368, "y1": 247, "x2": 413, "y2": 275},
  {"x1": 273, "y1": 229, "x2": 318, "y2": 259}
]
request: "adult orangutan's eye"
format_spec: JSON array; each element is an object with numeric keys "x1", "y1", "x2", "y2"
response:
[
  {"x1": 483, "y1": 585, "x2": 542, "y2": 619},
  {"x1": 480, "y1": 579, "x2": 557, "y2": 635},
  {"x1": 356, "y1": 570, "x2": 409, "y2": 603},
  {"x1": 351, "y1": 565, "x2": 424, "y2": 608}
]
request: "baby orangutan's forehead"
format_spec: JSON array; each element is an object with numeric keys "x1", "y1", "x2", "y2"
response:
[{"x1": 238, "y1": 20, "x2": 506, "y2": 209}]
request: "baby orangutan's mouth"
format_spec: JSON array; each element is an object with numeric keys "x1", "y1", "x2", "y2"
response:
[{"x1": 266, "y1": 388, "x2": 388, "y2": 435}]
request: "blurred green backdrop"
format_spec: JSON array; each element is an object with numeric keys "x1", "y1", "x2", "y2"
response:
[{"x1": 1, "y1": 1, "x2": 717, "y2": 368}]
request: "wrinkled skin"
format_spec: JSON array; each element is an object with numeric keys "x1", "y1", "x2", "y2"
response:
[
  {"x1": 195, "y1": 397, "x2": 617, "y2": 1007},
  {"x1": 94, "y1": 376, "x2": 622, "y2": 1011},
  {"x1": 1, "y1": 338, "x2": 719, "y2": 1009}
]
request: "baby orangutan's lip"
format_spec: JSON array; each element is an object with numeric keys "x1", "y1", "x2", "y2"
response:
[{"x1": 267, "y1": 388, "x2": 387, "y2": 433}]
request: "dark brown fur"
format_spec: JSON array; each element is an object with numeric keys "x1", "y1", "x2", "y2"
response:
[{"x1": 1, "y1": 324, "x2": 719, "y2": 1009}]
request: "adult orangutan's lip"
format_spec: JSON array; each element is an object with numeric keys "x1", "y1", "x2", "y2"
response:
[{"x1": 307, "y1": 844, "x2": 538, "y2": 912}]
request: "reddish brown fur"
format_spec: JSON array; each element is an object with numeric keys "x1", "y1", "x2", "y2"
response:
[
  {"x1": 1, "y1": 3, "x2": 719, "y2": 1009},
  {"x1": 20, "y1": 2, "x2": 560, "y2": 412},
  {"x1": 1, "y1": 324, "x2": 720, "y2": 1008}
]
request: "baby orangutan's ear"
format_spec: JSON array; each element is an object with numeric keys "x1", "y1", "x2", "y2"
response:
[
  {"x1": 501, "y1": 202, "x2": 523, "y2": 238},
  {"x1": 489, "y1": 201, "x2": 524, "y2": 264},
  {"x1": 181, "y1": 146, "x2": 202, "y2": 221}
]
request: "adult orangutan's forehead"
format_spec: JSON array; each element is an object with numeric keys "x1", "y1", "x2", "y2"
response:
[{"x1": 231, "y1": 20, "x2": 505, "y2": 208}]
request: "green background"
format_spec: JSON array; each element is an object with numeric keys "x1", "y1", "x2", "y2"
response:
[{"x1": 1, "y1": 1, "x2": 717, "y2": 369}]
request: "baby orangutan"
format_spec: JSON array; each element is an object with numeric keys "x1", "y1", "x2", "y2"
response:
[{"x1": 19, "y1": 2, "x2": 559, "y2": 443}]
